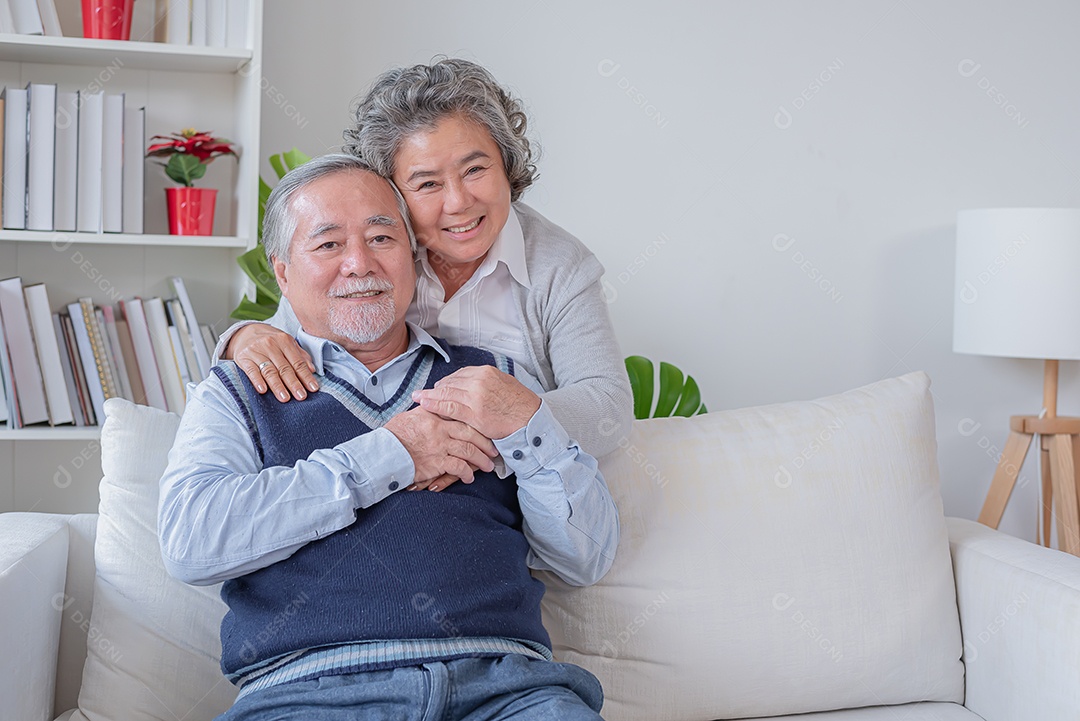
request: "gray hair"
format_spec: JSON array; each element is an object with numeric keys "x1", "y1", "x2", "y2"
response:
[
  {"x1": 262, "y1": 153, "x2": 417, "y2": 264},
  {"x1": 342, "y1": 58, "x2": 537, "y2": 201}
]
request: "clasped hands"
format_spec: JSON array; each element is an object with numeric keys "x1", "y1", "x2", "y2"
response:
[
  {"x1": 230, "y1": 324, "x2": 540, "y2": 492},
  {"x1": 387, "y1": 366, "x2": 540, "y2": 491}
]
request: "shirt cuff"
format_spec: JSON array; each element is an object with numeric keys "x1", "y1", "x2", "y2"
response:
[
  {"x1": 211, "y1": 319, "x2": 257, "y2": 364},
  {"x1": 335, "y1": 427, "x2": 415, "y2": 507},
  {"x1": 493, "y1": 401, "x2": 571, "y2": 479}
]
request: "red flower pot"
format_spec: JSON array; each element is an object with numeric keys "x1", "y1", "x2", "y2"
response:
[
  {"x1": 81, "y1": 0, "x2": 134, "y2": 40},
  {"x1": 166, "y1": 187, "x2": 217, "y2": 236}
]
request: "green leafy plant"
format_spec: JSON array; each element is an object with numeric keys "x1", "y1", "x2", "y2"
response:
[
  {"x1": 230, "y1": 148, "x2": 310, "y2": 320},
  {"x1": 624, "y1": 356, "x2": 708, "y2": 419}
]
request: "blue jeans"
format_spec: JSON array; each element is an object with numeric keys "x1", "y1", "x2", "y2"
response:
[{"x1": 217, "y1": 654, "x2": 605, "y2": 720}]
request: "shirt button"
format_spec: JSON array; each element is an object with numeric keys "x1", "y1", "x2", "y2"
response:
[
  {"x1": 532, "y1": 436, "x2": 542, "y2": 447},
  {"x1": 371, "y1": 376, "x2": 378, "y2": 386},
  {"x1": 388, "y1": 481, "x2": 399, "y2": 491},
  {"x1": 512, "y1": 450, "x2": 524, "y2": 460}
]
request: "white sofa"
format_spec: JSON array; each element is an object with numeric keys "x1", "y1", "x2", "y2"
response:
[{"x1": 2, "y1": 372, "x2": 1079, "y2": 721}]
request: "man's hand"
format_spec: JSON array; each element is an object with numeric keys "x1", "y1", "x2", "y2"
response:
[
  {"x1": 384, "y1": 407, "x2": 498, "y2": 485},
  {"x1": 227, "y1": 324, "x2": 319, "y2": 402},
  {"x1": 411, "y1": 366, "x2": 541, "y2": 440}
]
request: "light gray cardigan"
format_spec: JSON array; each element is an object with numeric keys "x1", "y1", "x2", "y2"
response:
[{"x1": 216, "y1": 202, "x2": 633, "y2": 457}]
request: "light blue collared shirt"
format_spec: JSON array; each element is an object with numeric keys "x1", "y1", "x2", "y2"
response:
[{"x1": 158, "y1": 323, "x2": 619, "y2": 588}]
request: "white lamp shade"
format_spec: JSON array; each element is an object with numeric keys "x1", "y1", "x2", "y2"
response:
[{"x1": 954, "y1": 208, "x2": 1080, "y2": 360}]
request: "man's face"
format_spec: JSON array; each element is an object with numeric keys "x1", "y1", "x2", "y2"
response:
[{"x1": 273, "y1": 169, "x2": 416, "y2": 351}]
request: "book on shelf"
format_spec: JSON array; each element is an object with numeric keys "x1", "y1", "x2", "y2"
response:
[
  {"x1": 0, "y1": 309, "x2": 12, "y2": 425},
  {"x1": 190, "y1": 0, "x2": 208, "y2": 46},
  {"x1": 52, "y1": 313, "x2": 86, "y2": 426},
  {"x1": 34, "y1": 0, "x2": 61, "y2": 37},
  {"x1": 97, "y1": 306, "x2": 130, "y2": 400},
  {"x1": 200, "y1": 324, "x2": 217, "y2": 357},
  {"x1": 58, "y1": 313, "x2": 92, "y2": 425},
  {"x1": 170, "y1": 276, "x2": 212, "y2": 378},
  {"x1": 76, "y1": 91, "x2": 104, "y2": 233},
  {"x1": 101, "y1": 93, "x2": 124, "y2": 234},
  {"x1": 114, "y1": 315, "x2": 147, "y2": 406},
  {"x1": 0, "y1": 2, "x2": 15, "y2": 34},
  {"x1": 62, "y1": 306, "x2": 97, "y2": 425},
  {"x1": 54, "y1": 90, "x2": 79, "y2": 233},
  {"x1": 2, "y1": 86, "x2": 28, "y2": 230},
  {"x1": 122, "y1": 105, "x2": 145, "y2": 234},
  {"x1": 0, "y1": 276, "x2": 49, "y2": 425},
  {"x1": 65, "y1": 299, "x2": 117, "y2": 424},
  {"x1": 0, "y1": 275, "x2": 220, "y2": 429},
  {"x1": 152, "y1": 0, "x2": 247, "y2": 49},
  {"x1": 82, "y1": 298, "x2": 119, "y2": 401},
  {"x1": 226, "y1": 0, "x2": 249, "y2": 48},
  {"x1": 26, "y1": 82, "x2": 57, "y2": 232},
  {"x1": 143, "y1": 296, "x2": 186, "y2": 413},
  {"x1": 9, "y1": 0, "x2": 42, "y2": 35},
  {"x1": 166, "y1": 321, "x2": 192, "y2": 389},
  {"x1": 24, "y1": 282, "x2": 74, "y2": 425},
  {"x1": 206, "y1": 0, "x2": 226, "y2": 48},
  {"x1": 164, "y1": 298, "x2": 196, "y2": 382},
  {"x1": 155, "y1": 0, "x2": 190, "y2": 44},
  {"x1": 118, "y1": 297, "x2": 168, "y2": 411}
]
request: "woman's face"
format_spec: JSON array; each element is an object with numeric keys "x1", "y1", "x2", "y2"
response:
[{"x1": 392, "y1": 114, "x2": 512, "y2": 272}]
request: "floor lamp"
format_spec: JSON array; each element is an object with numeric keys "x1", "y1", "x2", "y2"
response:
[{"x1": 953, "y1": 208, "x2": 1080, "y2": 557}]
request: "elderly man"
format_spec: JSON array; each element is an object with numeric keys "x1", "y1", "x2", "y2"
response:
[{"x1": 158, "y1": 154, "x2": 617, "y2": 720}]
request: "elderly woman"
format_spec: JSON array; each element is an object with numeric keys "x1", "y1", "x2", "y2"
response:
[{"x1": 220, "y1": 59, "x2": 631, "y2": 484}]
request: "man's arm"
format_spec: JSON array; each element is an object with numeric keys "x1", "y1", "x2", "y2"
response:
[
  {"x1": 412, "y1": 365, "x2": 619, "y2": 586},
  {"x1": 158, "y1": 373, "x2": 497, "y2": 586},
  {"x1": 497, "y1": 401, "x2": 619, "y2": 587}
]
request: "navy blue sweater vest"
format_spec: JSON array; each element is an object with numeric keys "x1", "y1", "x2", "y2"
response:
[{"x1": 211, "y1": 341, "x2": 550, "y2": 676}]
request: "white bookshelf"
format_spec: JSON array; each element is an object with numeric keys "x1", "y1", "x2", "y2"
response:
[
  {"x1": 0, "y1": 1, "x2": 264, "y2": 512},
  {"x1": 0, "y1": 230, "x2": 248, "y2": 247}
]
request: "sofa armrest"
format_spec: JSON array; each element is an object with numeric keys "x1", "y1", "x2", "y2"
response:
[
  {"x1": 0, "y1": 512, "x2": 74, "y2": 721},
  {"x1": 54, "y1": 513, "x2": 97, "y2": 718},
  {"x1": 948, "y1": 516, "x2": 1080, "y2": 721}
]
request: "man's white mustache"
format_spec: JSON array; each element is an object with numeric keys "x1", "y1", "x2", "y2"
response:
[{"x1": 330, "y1": 279, "x2": 393, "y2": 297}]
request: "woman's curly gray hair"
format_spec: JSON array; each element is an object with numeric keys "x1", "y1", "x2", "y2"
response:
[{"x1": 342, "y1": 58, "x2": 538, "y2": 201}]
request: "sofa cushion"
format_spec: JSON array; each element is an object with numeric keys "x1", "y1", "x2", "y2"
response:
[
  {"x1": 541, "y1": 371, "x2": 964, "y2": 720},
  {"x1": 71, "y1": 398, "x2": 235, "y2": 721}
]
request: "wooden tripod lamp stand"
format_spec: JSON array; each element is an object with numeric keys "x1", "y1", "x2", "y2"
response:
[{"x1": 953, "y1": 208, "x2": 1080, "y2": 557}]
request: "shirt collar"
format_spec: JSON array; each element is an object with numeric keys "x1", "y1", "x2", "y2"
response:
[
  {"x1": 491, "y1": 205, "x2": 531, "y2": 288},
  {"x1": 295, "y1": 321, "x2": 450, "y2": 375},
  {"x1": 415, "y1": 203, "x2": 531, "y2": 289}
]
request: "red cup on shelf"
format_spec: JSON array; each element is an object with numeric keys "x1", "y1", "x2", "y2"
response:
[
  {"x1": 81, "y1": 0, "x2": 135, "y2": 41},
  {"x1": 166, "y1": 188, "x2": 217, "y2": 236}
]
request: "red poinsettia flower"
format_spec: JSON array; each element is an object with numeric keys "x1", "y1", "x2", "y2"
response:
[{"x1": 147, "y1": 128, "x2": 239, "y2": 187}]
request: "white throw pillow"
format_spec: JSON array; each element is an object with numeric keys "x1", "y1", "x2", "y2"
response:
[
  {"x1": 541, "y1": 371, "x2": 964, "y2": 720},
  {"x1": 72, "y1": 398, "x2": 236, "y2": 721}
]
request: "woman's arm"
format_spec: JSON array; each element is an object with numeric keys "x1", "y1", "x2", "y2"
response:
[
  {"x1": 535, "y1": 267, "x2": 634, "y2": 458},
  {"x1": 212, "y1": 298, "x2": 318, "y2": 401}
]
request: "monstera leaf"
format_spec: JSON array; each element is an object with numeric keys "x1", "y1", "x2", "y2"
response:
[
  {"x1": 230, "y1": 148, "x2": 311, "y2": 320},
  {"x1": 625, "y1": 355, "x2": 708, "y2": 419}
]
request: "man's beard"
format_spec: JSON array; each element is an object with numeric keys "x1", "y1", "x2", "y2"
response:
[{"x1": 326, "y1": 278, "x2": 396, "y2": 344}]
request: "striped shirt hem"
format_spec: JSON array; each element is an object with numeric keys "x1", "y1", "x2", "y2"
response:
[{"x1": 233, "y1": 637, "x2": 552, "y2": 699}]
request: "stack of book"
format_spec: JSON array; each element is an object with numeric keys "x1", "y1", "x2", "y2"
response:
[
  {"x1": 0, "y1": 275, "x2": 217, "y2": 428},
  {"x1": 0, "y1": 0, "x2": 62, "y2": 36},
  {"x1": 1, "y1": 85, "x2": 144, "y2": 234},
  {"x1": 155, "y1": 0, "x2": 249, "y2": 48}
]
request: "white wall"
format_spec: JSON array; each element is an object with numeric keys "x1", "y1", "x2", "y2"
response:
[{"x1": 258, "y1": 0, "x2": 1080, "y2": 546}]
